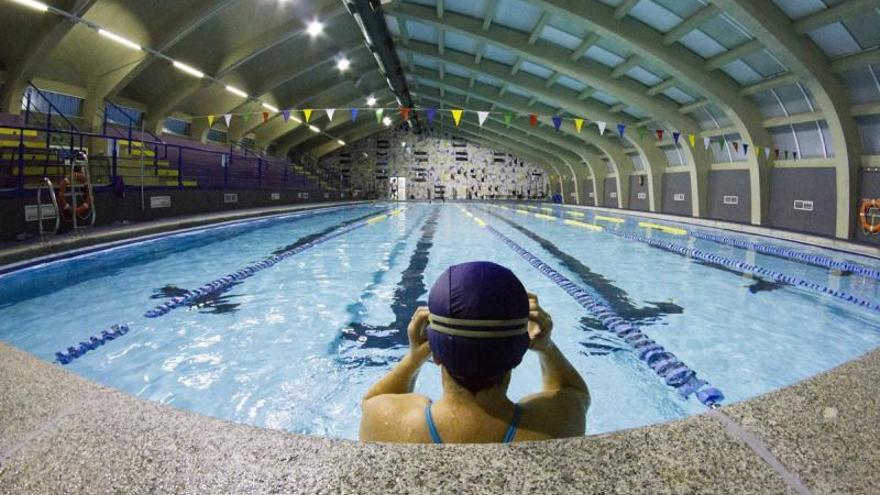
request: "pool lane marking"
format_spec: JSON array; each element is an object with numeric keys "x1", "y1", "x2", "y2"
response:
[
  {"x1": 464, "y1": 207, "x2": 724, "y2": 407},
  {"x1": 507, "y1": 207, "x2": 880, "y2": 312},
  {"x1": 564, "y1": 219, "x2": 603, "y2": 232},
  {"x1": 594, "y1": 215, "x2": 625, "y2": 224},
  {"x1": 534, "y1": 213, "x2": 556, "y2": 221},
  {"x1": 143, "y1": 208, "x2": 401, "y2": 319},
  {"x1": 639, "y1": 222, "x2": 688, "y2": 236},
  {"x1": 565, "y1": 210, "x2": 586, "y2": 218}
]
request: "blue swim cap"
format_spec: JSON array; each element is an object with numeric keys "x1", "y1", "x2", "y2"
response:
[{"x1": 427, "y1": 261, "x2": 530, "y2": 378}]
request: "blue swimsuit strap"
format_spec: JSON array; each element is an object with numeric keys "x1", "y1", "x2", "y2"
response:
[{"x1": 424, "y1": 402, "x2": 522, "y2": 444}]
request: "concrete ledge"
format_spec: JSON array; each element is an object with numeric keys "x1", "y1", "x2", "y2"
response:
[{"x1": 0, "y1": 201, "x2": 372, "y2": 271}]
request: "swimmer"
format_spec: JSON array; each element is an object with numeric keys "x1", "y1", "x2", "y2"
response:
[{"x1": 360, "y1": 261, "x2": 589, "y2": 443}]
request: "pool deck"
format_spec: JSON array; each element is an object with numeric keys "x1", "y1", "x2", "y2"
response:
[
  {"x1": 1, "y1": 201, "x2": 879, "y2": 493},
  {"x1": 1, "y1": 342, "x2": 878, "y2": 494}
]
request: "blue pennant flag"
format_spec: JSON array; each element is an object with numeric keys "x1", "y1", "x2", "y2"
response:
[
  {"x1": 673, "y1": 132, "x2": 681, "y2": 144},
  {"x1": 552, "y1": 116, "x2": 563, "y2": 130},
  {"x1": 617, "y1": 124, "x2": 626, "y2": 138},
  {"x1": 426, "y1": 108, "x2": 437, "y2": 125},
  {"x1": 351, "y1": 108, "x2": 359, "y2": 121}
]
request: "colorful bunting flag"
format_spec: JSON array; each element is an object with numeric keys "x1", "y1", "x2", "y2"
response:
[
  {"x1": 207, "y1": 115, "x2": 215, "y2": 127},
  {"x1": 224, "y1": 114, "x2": 232, "y2": 127},
  {"x1": 303, "y1": 109, "x2": 313, "y2": 123},
  {"x1": 719, "y1": 140, "x2": 725, "y2": 150},
  {"x1": 262, "y1": 112, "x2": 269, "y2": 124},
  {"x1": 451, "y1": 109, "x2": 463, "y2": 126},
  {"x1": 529, "y1": 114, "x2": 538, "y2": 127},
  {"x1": 478, "y1": 111, "x2": 490, "y2": 127},
  {"x1": 282, "y1": 110, "x2": 291, "y2": 123},
  {"x1": 426, "y1": 108, "x2": 436, "y2": 125},
  {"x1": 574, "y1": 118, "x2": 584, "y2": 134},
  {"x1": 597, "y1": 121, "x2": 607, "y2": 135},
  {"x1": 688, "y1": 134, "x2": 696, "y2": 148},
  {"x1": 672, "y1": 132, "x2": 681, "y2": 145},
  {"x1": 764, "y1": 147, "x2": 771, "y2": 160},
  {"x1": 755, "y1": 145, "x2": 762, "y2": 158},
  {"x1": 375, "y1": 109, "x2": 384, "y2": 124},
  {"x1": 351, "y1": 108, "x2": 359, "y2": 121},
  {"x1": 401, "y1": 107, "x2": 411, "y2": 121},
  {"x1": 504, "y1": 112, "x2": 513, "y2": 127},
  {"x1": 732, "y1": 141, "x2": 739, "y2": 153},
  {"x1": 243, "y1": 113, "x2": 251, "y2": 125},
  {"x1": 637, "y1": 127, "x2": 646, "y2": 140},
  {"x1": 793, "y1": 152, "x2": 798, "y2": 160},
  {"x1": 552, "y1": 116, "x2": 563, "y2": 130},
  {"x1": 656, "y1": 129, "x2": 664, "y2": 142},
  {"x1": 743, "y1": 143, "x2": 749, "y2": 155},
  {"x1": 617, "y1": 123, "x2": 626, "y2": 138},
  {"x1": 774, "y1": 149, "x2": 780, "y2": 159},
  {"x1": 326, "y1": 109, "x2": 336, "y2": 122},
  {"x1": 784, "y1": 150, "x2": 789, "y2": 159},
  {"x1": 703, "y1": 137, "x2": 711, "y2": 149}
]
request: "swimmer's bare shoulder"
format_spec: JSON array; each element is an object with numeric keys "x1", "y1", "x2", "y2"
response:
[{"x1": 360, "y1": 393, "x2": 431, "y2": 442}]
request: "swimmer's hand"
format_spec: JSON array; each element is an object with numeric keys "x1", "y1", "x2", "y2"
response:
[
  {"x1": 407, "y1": 306, "x2": 432, "y2": 361},
  {"x1": 527, "y1": 293, "x2": 554, "y2": 351}
]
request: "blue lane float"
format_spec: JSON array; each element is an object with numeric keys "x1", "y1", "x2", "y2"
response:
[
  {"x1": 475, "y1": 215, "x2": 724, "y2": 407},
  {"x1": 144, "y1": 209, "x2": 392, "y2": 318},
  {"x1": 609, "y1": 230, "x2": 880, "y2": 313},
  {"x1": 55, "y1": 324, "x2": 130, "y2": 365},
  {"x1": 689, "y1": 230, "x2": 880, "y2": 281}
]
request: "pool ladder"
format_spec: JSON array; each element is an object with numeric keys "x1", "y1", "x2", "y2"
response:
[
  {"x1": 35, "y1": 160, "x2": 97, "y2": 238},
  {"x1": 36, "y1": 177, "x2": 60, "y2": 237}
]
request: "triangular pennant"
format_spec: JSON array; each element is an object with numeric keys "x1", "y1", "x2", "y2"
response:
[
  {"x1": 303, "y1": 109, "x2": 313, "y2": 123},
  {"x1": 719, "y1": 140, "x2": 725, "y2": 150},
  {"x1": 243, "y1": 113, "x2": 251, "y2": 125},
  {"x1": 451, "y1": 109, "x2": 463, "y2": 126},
  {"x1": 743, "y1": 143, "x2": 749, "y2": 155},
  {"x1": 262, "y1": 112, "x2": 269, "y2": 124},
  {"x1": 784, "y1": 150, "x2": 789, "y2": 159},
  {"x1": 426, "y1": 108, "x2": 436, "y2": 125},
  {"x1": 224, "y1": 114, "x2": 232, "y2": 127},
  {"x1": 732, "y1": 141, "x2": 739, "y2": 153},
  {"x1": 207, "y1": 115, "x2": 215, "y2": 127},
  {"x1": 792, "y1": 151, "x2": 797, "y2": 160},
  {"x1": 375, "y1": 109, "x2": 384, "y2": 124},
  {"x1": 755, "y1": 145, "x2": 761, "y2": 158},
  {"x1": 326, "y1": 109, "x2": 336, "y2": 122},
  {"x1": 617, "y1": 124, "x2": 626, "y2": 138},
  {"x1": 764, "y1": 147, "x2": 771, "y2": 159},
  {"x1": 282, "y1": 110, "x2": 291, "y2": 123},
  {"x1": 476, "y1": 111, "x2": 489, "y2": 127},
  {"x1": 703, "y1": 137, "x2": 711, "y2": 149},
  {"x1": 774, "y1": 149, "x2": 780, "y2": 159},
  {"x1": 552, "y1": 116, "x2": 563, "y2": 130},
  {"x1": 688, "y1": 134, "x2": 696, "y2": 148},
  {"x1": 574, "y1": 118, "x2": 584, "y2": 134},
  {"x1": 401, "y1": 107, "x2": 411, "y2": 121},
  {"x1": 351, "y1": 108, "x2": 359, "y2": 121},
  {"x1": 504, "y1": 112, "x2": 513, "y2": 127},
  {"x1": 656, "y1": 129, "x2": 664, "y2": 142},
  {"x1": 597, "y1": 121, "x2": 607, "y2": 135},
  {"x1": 529, "y1": 114, "x2": 538, "y2": 127},
  {"x1": 673, "y1": 132, "x2": 681, "y2": 145}
]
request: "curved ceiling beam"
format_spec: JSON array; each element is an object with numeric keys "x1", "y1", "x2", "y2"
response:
[
  {"x1": 711, "y1": 0, "x2": 862, "y2": 239},
  {"x1": 0, "y1": 0, "x2": 100, "y2": 114},
  {"x1": 306, "y1": 118, "x2": 399, "y2": 158},
  {"x1": 385, "y1": 2, "x2": 697, "y2": 132}
]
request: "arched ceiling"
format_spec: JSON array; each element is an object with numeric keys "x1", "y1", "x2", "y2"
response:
[{"x1": 0, "y1": 0, "x2": 877, "y2": 166}]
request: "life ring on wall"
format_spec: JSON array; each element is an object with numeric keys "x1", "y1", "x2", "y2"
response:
[
  {"x1": 859, "y1": 199, "x2": 880, "y2": 234},
  {"x1": 58, "y1": 172, "x2": 92, "y2": 221}
]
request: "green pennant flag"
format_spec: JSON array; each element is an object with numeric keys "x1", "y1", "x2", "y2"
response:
[
  {"x1": 375, "y1": 109, "x2": 384, "y2": 124},
  {"x1": 719, "y1": 140, "x2": 725, "y2": 150},
  {"x1": 243, "y1": 113, "x2": 251, "y2": 125},
  {"x1": 637, "y1": 127, "x2": 646, "y2": 140},
  {"x1": 503, "y1": 112, "x2": 513, "y2": 128}
]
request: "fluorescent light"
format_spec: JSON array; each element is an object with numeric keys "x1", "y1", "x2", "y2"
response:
[
  {"x1": 262, "y1": 103, "x2": 279, "y2": 113},
  {"x1": 98, "y1": 29, "x2": 141, "y2": 51},
  {"x1": 309, "y1": 125, "x2": 320, "y2": 133},
  {"x1": 173, "y1": 60, "x2": 204, "y2": 79},
  {"x1": 382, "y1": 116, "x2": 392, "y2": 126},
  {"x1": 9, "y1": 0, "x2": 48, "y2": 12},
  {"x1": 225, "y1": 85, "x2": 248, "y2": 98},
  {"x1": 337, "y1": 140, "x2": 346, "y2": 146},
  {"x1": 336, "y1": 57, "x2": 351, "y2": 71},
  {"x1": 292, "y1": 116, "x2": 302, "y2": 124},
  {"x1": 307, "y1": 20, "x2": 323, "y2": 37},
  {"x1": 367, "y1": 96, "x2": 377, "y2": 107}
]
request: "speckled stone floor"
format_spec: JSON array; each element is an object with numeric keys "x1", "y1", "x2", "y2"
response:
[{"x1": 1, "y1": 342, "x2": 878, "y2": 494}]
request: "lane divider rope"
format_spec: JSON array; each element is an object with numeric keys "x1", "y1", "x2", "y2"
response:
[
  {"x1": 144, "y1": 209, "x2": 399, "y2": 318},
  {"x1": 55, "y1": 324, "x2": 130, "y2": 365},
  {"x1": 466, "y1": 207, "x2": 724, "y2": 407}
]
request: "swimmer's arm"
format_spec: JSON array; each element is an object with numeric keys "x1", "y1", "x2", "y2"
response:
[
  {"x1": 518, "y1": 341, "x2": 590, "y2": 438},
  {"x1": 535, "y1": 340, "x2": 589, "y2": 397}
]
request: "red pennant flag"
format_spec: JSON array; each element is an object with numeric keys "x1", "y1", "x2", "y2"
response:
[
  {"x1": 262, "y1": 112, "x2": 270, "y2": 124},
  {"x1": 656, "y1": 129, "x2": 664, "y2": 142},
  {"x1": 401, "y1": 107, "x2": 411, "y2": 121},
  {"x1": 732, "y1": 142, "x2": 739, "y2": 153},
  {"x1": 529, "y1": 114, "x2": 538, "y2": 127},
  {"x1": 774, "y1": 149, "x2": 779, "y2": 159}
]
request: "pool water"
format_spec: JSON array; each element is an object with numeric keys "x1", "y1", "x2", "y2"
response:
[{"x1": 1, "y1": 203, "x2": 879, "y2": 439}]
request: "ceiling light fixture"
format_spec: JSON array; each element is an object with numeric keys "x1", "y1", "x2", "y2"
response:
[
  {"x1": 8, "y1": 0, "x2": 48, "y2": 12},
  {"x1": 309, "y1": 125, "x2": 320, "y2": 133},
  {"x1": 97, "y1": 29, "x2": 141, "y2": 51},
  {"x1": 262, "y1": 102, "x2": 279, "y2": 113},
  {"x1": 336, "y1": 57, "x2": 351, "y2": 72},
  {"x1": 367, "y1": 96, "x2": 377, "y2": 107},
  {"x1": 307, "y1": 20, "x2": 323, "y2": 37},
  {"x1": 225, "y1": 85, "x2": 248, "y2": 98},
  {"x1": 337, "y1": 140, "x2": 346, "y2": 146},
  {"x1": 382, "y1": 116, "x2": 392, "y2": 126},
  {"x1": 173, "y1": 60, "x2": 205, "y2": 79}
]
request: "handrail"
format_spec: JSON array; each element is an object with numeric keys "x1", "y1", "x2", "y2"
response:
[
  {"x1": 26, "y1": 83, "x2": 80, "y2": 132},
  {"x1": 36, "y1": 177, "x2": 60, "y2": 236},
  {"x1": 104, "y1": 98, "x2": 165, "y2": 144}
]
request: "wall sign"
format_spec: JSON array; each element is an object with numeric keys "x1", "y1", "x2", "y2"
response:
[
  {"x1": 673, "y1": 193, "x2": 686, "y2": 202},
  {"x1": 723, "y1": 195, "x2": 739, "y2": 205},
  {"x1": 24, "y1": 204, "x2": 57, "y2": 222},
  {"x1": 793, "y1": 200, "x2": 814, "y2": 211},
  {"x1": 588, "y1": 192, "x2": 594, "y2": 198},
  {"x1": 224, "y1": 193, "x2": 239, "y2": 204},
  {"x1": 610, "y1": 192, "x2": 617, "y2": 198},
  {"x1": 271, "y1": 193, "x2": 280, "y2": 201},
  {"x1": 637, "y1": 192, "x2": 647, "y2": 200},
  {"x1": 150, "y1": 196, "x2": 171, "y2": 209}
]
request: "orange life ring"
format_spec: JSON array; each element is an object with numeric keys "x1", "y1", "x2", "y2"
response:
[
  {"x1": 58, "y1": 172, "x2": 92, "y2": 221},
  {"x1": 860, "y1": 199, "x2": 880, "y2": 234}
]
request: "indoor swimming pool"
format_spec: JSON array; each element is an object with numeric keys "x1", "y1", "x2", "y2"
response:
[{"x1": 1, "y1": 202, "x2": 878, "y2": 439}]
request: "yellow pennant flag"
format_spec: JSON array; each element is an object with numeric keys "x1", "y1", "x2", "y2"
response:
[
  {"x1": 207, "y1": 115, "x2": 215, "y2": 127},
  {"x1": 574, "y1": 118, "x2": 584, "y2": 134},
  {"x1": 688, "y1": 134, "x2": 696, "y2": 148},
  {"x1": 303, "y1": 109, "x2": 313, "y2": 123},
  {"x1": 755, "y1": 145, "x2": 762, "y2": 158},
  {"x1": 451, "y1": 109, "x2": 463, "y2": 127}
]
